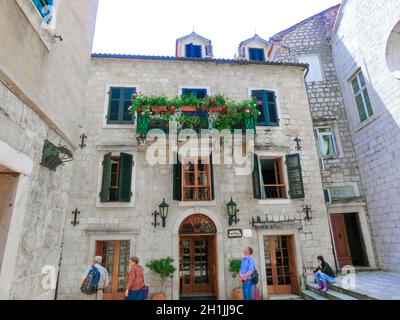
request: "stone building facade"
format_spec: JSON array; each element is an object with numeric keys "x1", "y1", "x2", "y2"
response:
[
  {"x1": 0, "y1": 0, "x2": 98, "y2": 299},
  {"x1": 56, "y1": 45, "x2": 335, "y2": 299},
  {"x1": 331, "y1": 0, "x2": 400, "y2": 272},
  {"x1": 268, "y1": 5, "x2": 378, "y2": 271}
]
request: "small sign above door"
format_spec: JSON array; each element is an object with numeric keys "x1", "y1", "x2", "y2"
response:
[{"x1": 228, "y1": 229, "x2": 243, "y2": 239}]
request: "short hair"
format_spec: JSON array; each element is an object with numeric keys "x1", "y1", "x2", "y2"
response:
[
  {"x1": 248, "y1": 247, "x2": 253, "y2": 255},
  {"x1": 94, "y1": 256, "x2": 102, "y2": 264},
  {"x1": 129, "y1": 256, "x2": 139, "y2": 264}
]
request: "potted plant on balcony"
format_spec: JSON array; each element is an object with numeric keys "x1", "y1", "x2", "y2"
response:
[
  {"x1": 229, "y1": 259, "x2": 243, "y2": 300},
  {"x1": 168, "y1": 96, "x2": 183, "y2": 114},
  {"x1": 131, "y1": 93, "x2": 151, "y2": 114},
  {"x1": 180, "y1": 93, "x2": 200, "y2": 112},
  {"x1": 149, "y1": 95, "x2": 168, "y2": 113},
  {"x1": 146, "y1": 257, "x2": 176, "y2": 300},
  {"x1": 203, "y1": 94, "x2": 228, "y2": 112}
]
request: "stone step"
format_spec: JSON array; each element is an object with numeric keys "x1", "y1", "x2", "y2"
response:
[
  {"x1": 301, "y1": 290, "x2": 328, "y2": 300},
  {"x1": 307, "y1": 283, "x2": 357, "y2": 300},
  {"x1": 328, "y1": 282, "x2": 377, "y2": 300}
]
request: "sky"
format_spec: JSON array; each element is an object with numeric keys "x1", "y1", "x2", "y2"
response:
[{"x1": 92, "y1": 0, "x2": 341, "y2": 59}]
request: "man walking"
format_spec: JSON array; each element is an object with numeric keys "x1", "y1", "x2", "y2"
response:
[
  {"x1": 81, "y1": 256, "x2": 109, "y2": 300},
  {"x1": 239, "y1": 247, "x2": 255, "y2": 300}
]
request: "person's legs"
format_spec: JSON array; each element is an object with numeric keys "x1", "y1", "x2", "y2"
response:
[
  {"x1": 314, "y1": 272, "x2": 323, "y2": 289},
  {"x1": 242, "y1": 281, "x2": 251, "y2": 300},
  {"x1": 320, "y1": 273, "x2": 335, "y2": 292},
  {"x1": 127, "y1": 289, "x2": 142, "y2": 300}
]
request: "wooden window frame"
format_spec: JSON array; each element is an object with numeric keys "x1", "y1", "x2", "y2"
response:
[
  {"x1": 109, "y1": 157, "x2": 120, "y2": 202},
  {"x1": 182, "y1": 157, "x2": 212, "y2": 202},
  {"x1": 259, "y1": 157, "x2": 287, "y2": 200},
  {"x1": 350, "y1": 70, "x2": 374, "y2": 123}
]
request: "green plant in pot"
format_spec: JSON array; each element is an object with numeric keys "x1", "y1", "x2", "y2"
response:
[
  {"x1": 146, "y1": 257, "x2": 176, "y2": 300},
  {"x1": 180, "y1": 93, "x2": 200, "y2": 112},
  {"x1": 229, "y1": 259, "x2": 243, "y2": 300}
]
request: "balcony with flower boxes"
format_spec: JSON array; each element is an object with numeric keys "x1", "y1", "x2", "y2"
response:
[{"x1": 132, "y1": 93, "x2": 259, "y2": 136}]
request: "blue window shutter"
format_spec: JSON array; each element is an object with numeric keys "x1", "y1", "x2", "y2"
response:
[
  {"x1": 252, "y1": 153, "x2": 262, "y2": 199},
  {"x1": 249, "y1": 48, "x2": 256, "y2": 61},
  {"x1": 182, "y1": 88, "x2": 207, "y2": 99},
  {"x1": 185, "y1": 43, "x2": 193, "y2": 57},
  {"x1": 194, "y1": 45, "x2": 202, "y2": 58},
  {"x1": 259, "y1": 49, "x2": 266, "y2": 62},
  {"x1": 266, "y1": 91, "x2": 279, "y2": 125},
  {"x1": 252, "y1": 90, "x2": 267, "y2": 125}
]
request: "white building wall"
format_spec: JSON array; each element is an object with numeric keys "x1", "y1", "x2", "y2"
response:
[{"x1": 332, "y1": 0, "x2": 400, "y2": 271}]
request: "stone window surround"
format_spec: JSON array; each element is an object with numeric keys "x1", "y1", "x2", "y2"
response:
[
  {"x1": 313, "y1": 120, "x2": 344, "y2": 160},
  {"x1": 256, "y1": 150, "x2": 295, "y2": 205},
  {"x1": 95, "y1": 149, "x2": 137, "y2": 208},
  {"x1": 323, "y1": 182, "x2": 361, "y2": 198},
  {"x1": 257, "y1": 228, "x2": 303, "y2": 299},
  {"x1": 248, "y1": 87, "x2": 282, "y2": 130},
  {"x1": 345, "y1": 66, "x2": 381, "y2": 133},
  {"x1": 84, "y1": 226, "x2": 140, "y2": 270},
  {"x1": 15, "y1": 0, "x2": 61, "y2": 51},
  {"x1": 102, "y1": 83, "x2": 140, "y2": 129}
]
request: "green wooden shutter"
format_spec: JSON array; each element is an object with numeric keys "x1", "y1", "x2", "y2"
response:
[
  {"x1": 210, "y1": 153, "x2": 215, "y2": 200},
  {"x1": 286, "y1": 153, "x2": 305, "y2": 199},
  {"x1": 100, "y1": 153, "x2": 112, "y2": 202},
  {"x1": 252, "y1": 153, "x2": 262, "y2": 199},
  {"x1": 173, "y1": 153, "x2": 182, "y2": 201},
  {"x1": 266, "y1": 91, "x2": 279, "y2": 125},
  {"x1": 118, "y1": 153, "x2": 133, "y2": 202}
]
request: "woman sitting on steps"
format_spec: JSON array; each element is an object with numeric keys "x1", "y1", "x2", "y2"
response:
[{"x1": 313, "y1": 255, "x2": 335, "y2": 293}]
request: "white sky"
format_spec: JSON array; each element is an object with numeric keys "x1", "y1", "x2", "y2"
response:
[{"x1": 92, "y1": 0, "x2": 341, "y2": 59}]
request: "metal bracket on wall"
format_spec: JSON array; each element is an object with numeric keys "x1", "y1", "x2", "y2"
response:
[
  {"x1": 71, "y1": 208, "x2": 80, "y2": 227},
  {"x1": 79, "y1": 134, "x2": 87, "y2": 149}
]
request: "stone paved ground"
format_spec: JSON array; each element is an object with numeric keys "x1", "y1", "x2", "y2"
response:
[{"x1": 334, "y1": 272, "x2": 400, "y2": 300}]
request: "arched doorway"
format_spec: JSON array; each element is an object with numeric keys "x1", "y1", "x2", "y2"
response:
[{"x1": 179, "y1": 214, "x2": 217, "y2": 298}]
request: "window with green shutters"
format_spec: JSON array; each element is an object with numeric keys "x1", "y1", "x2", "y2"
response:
[
  {"x1": 100, "y1": 153, "x2": 133, "y2": 202},
  {"x1": 107, "y1": 87, "x2": 136, "y2": 124},
  {"x1": 252, "y1": 153, "x2": 305, "y2": 200},
  {"x1": 350, "y1": 71, "x2": 373, "y2": 123},
  {"x1": 251, "y1": 90, "x2": 279, "y2": 126},
  {"x1": 32, "y1": 0, "x2": 53, "y2": 21}
]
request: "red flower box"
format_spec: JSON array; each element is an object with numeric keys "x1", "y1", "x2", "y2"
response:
[
  {"x1": 180, "y1": 105, "x2": 197, "y2": 112},
  {"x1": 208, "y1": 105, "x2": 227, "y2": 112},
  {"x1": 150, "y1": 105, "x2": 167, "y2": 113}
]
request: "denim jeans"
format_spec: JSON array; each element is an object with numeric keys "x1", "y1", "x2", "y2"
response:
[
  {"x1": 126, "y1": 289, "x2": 143, "y2": 300},
  {"x1": 242, "y1": 280, "x2": 253, "y2": 300},
  {"x1": 314, "y1": 271, "x2": 335, "y2": 286}
]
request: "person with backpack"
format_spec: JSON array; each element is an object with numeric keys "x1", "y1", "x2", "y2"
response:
[
  {"x1": 239, "y1": 247, "x2": 257, "y2": 300},
  {"x1": 125, "y1": 256, "x2": 146, "y2": 300},
  {"x1": 80, "y1": 256, "x2": 109, "y2": 300}
]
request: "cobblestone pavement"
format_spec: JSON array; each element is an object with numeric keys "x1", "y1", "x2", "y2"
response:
[{"x1": 334, "y1": 271, "x2": 400, "y2": 300}]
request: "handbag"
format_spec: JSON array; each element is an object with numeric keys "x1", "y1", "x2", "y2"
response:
[{"x1": 141, "y1": 285, "x2": 149, "y2": 300}]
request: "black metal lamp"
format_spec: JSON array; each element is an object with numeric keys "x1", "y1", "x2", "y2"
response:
[
  {"x1": 227, "y1": 197, "x2": 240, "y2": 226},
  {"x1": 159, "y1": 198, "x2": 169, "y2": 228}
]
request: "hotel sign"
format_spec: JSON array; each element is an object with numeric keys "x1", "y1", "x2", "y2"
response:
[{"x1": 227, "y1": 229, "x2": 243, "y2": 239}]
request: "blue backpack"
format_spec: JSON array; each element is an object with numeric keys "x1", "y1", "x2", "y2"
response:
[{"x1": 80, "y1": 265, "x2": 101, "y2": 295}]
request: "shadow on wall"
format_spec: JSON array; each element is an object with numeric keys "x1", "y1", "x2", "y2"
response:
[{"x1": 332, "y1": 33, "x2": 400, "y2": 272}]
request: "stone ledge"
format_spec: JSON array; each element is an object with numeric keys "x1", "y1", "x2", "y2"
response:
[{"x1": 84, "y1": 224, "x2": 140, "y2": 235}]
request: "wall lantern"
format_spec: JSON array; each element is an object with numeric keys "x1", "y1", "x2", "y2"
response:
[
  {"x1": 40, "y1": 140, "x2": 74, "y2": 171},
  {"x1": 227, "y1": 197, "x2": 240, "y2": 226},
  {"x1": 152, "y1": 198, "x2": 169, "y2": 228}
]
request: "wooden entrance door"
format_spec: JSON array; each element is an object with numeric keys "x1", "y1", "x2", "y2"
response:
[
  {"x1": 180, "y1": 236, "x2": 215, "y2": 294},
  {"x1": 96, "y1": 240, "x2": 130, "y2": 300},
  {"x1": 330, "y1": 213, "x2": 352, "y2": 268},
  {"x1": 264, "y1": 235, "x2": 298, "y2": 295}
]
